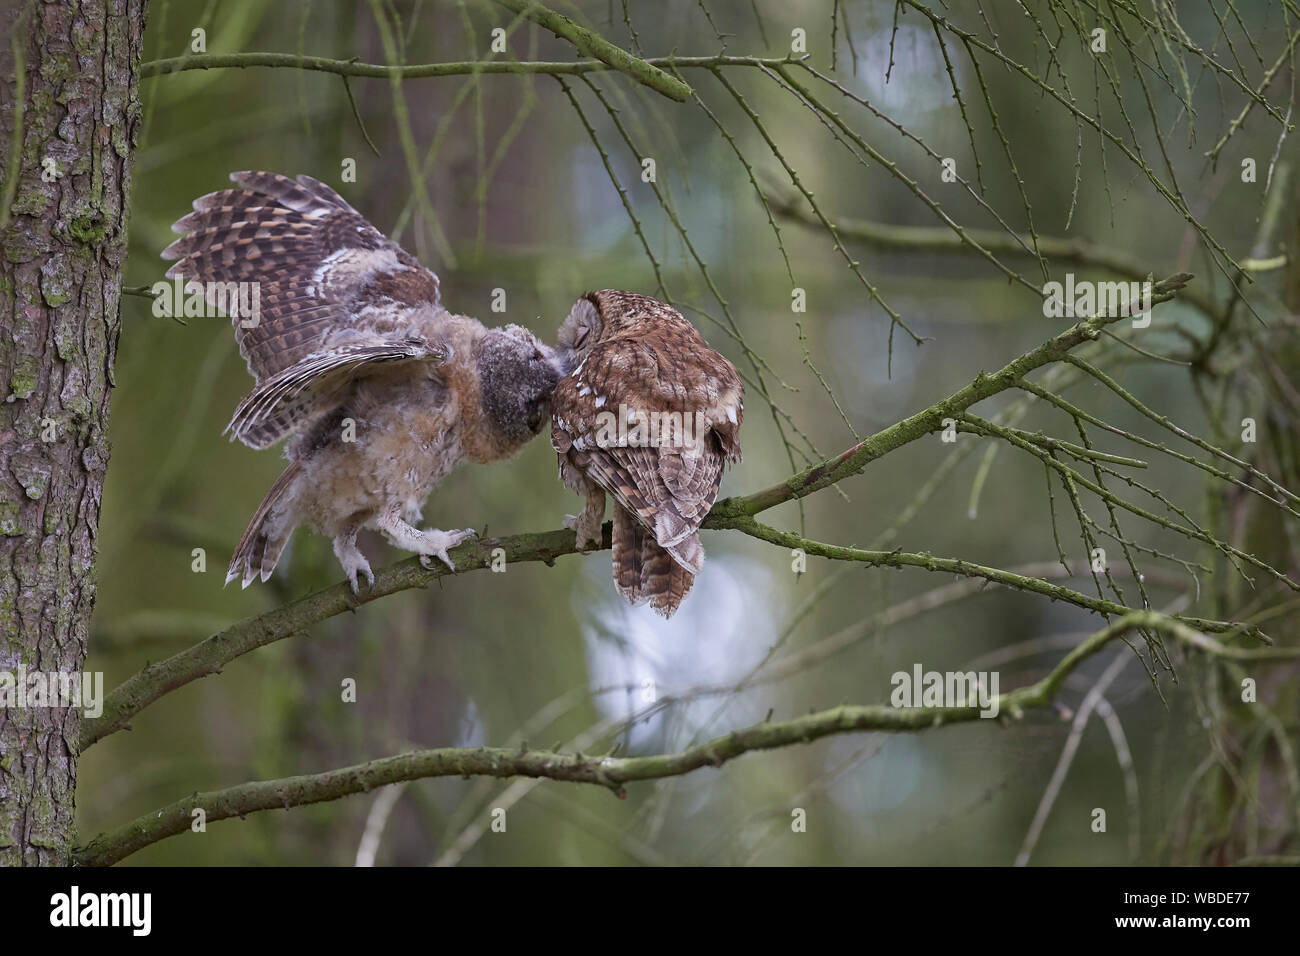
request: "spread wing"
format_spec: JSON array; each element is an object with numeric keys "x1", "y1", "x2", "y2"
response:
[
  {"x1": 551, "y1": 329, "x2": 742, "y2": 556},
  {"x1": 161, "y1": 171, "x2": 445, "y2": 447},
  {"x1": 225, "y1": 339, "x2": 449, "y2": 450}
]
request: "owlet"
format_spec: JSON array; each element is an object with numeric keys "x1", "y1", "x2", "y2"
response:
[{"x1": 162, "y1": 172, "x2": 561, "y2": 592}]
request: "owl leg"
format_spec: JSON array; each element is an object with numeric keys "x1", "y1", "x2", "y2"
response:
[
  {"x1": 375, "y1": 509, "x2": 476, "y2": 571},
  {"x1": 332, "y1": 525, "x2": 374, "y2": 594},
  {"x1": 564, "y1": 482, "x2": 606, "y2": 550}
]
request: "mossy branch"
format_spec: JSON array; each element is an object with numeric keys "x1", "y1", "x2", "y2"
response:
[
  {"x1": 139, "y1": 52, "x2": 794, "y2": 81},
  {"x1": 73, "y1": 611, "x2": 1298, "y2": 866},
  {"x1": 489, "y1": 0, "x2": 691, "y2": 101},
  {"x1": 726, "y1": 516, "x2": 1251, "y2": 637}
]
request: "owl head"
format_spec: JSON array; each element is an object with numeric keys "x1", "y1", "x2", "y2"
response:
[
  {"x1": 554, "y1": 295, "x2": 602, "y2": 375},
  {"x1": 477, "y1": 324, "x2": 562, "y2": 449},
  {"x1": 555, "y1": 290, "x2": 670, "y2": 375}
]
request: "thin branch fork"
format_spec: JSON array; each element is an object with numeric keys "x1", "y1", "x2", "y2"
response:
[
  {"x1": 768, "y1": 194, "x2": 1221, "y2": 320},
  {"x1": 490, "y1": 0, "x2": 691, "y2": 101},
  {"x1": 721, "y1": 273, "x2": 1195, "y2": 515}
]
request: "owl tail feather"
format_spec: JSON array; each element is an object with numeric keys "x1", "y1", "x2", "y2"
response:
[
  {"x1": 612, "y1": 506, "x2": 697, "y2": 618},
  {"x1": 226, "y1": 461, "x2": 302, "y2": 589}
]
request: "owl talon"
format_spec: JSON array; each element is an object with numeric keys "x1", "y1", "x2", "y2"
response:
[
  {"x1": 418, "y1": 528, "x2": 476, "y2": 571},
  {"x1": 334, "y1": 532, "x2": 374, "y2": 594},
  {"x1": 564, "y1": 514, "x2": 600, "y2": 551},
  {"x1": 347, "y1": 564, "x2": 376, "y2": 594}
]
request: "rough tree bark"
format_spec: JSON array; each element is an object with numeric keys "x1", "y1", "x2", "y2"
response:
[{"x1": 0, "y1": 0, "x2": 146, "y2": 866}]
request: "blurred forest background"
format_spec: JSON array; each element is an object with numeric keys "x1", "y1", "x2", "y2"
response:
[{"x1": 75, "y1": 0, "x2": 1299, "y2": 865}]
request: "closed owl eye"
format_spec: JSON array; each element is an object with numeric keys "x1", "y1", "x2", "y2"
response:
[{"x1": 573, "y1": 327, "x2": 590, "y2": 348}]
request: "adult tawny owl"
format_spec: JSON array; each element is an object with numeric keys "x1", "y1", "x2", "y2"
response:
[
  {"x1": 551, "y1": 291, "x2": 743, "y2": 617},
  {"x1": 161, "y1": 171, "x2": 560, "y2": 592}
]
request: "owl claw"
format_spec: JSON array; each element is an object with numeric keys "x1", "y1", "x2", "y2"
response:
[
  {"x1": 343, "y1": 556, "x2": 374, "y2": 594},
  {"x1": 418, "y1": 528, "x2": 477, "y2": 571},
  {"x1": 419, "y1": 553, "x2": 448, "y2": 571},
  {"x1": 334, "y1": 535, "x2": 374, "y2": 594},
  {"x1": 564, "y1": 514, "x2": 602, "y2": 551},
  {"x1": 355, "y1": 566, "x2": 376, "y2": 593}
]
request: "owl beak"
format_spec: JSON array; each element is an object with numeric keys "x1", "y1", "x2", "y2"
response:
[{"x1": 527, "y1": 401, "x2": 549, "y2": 433}]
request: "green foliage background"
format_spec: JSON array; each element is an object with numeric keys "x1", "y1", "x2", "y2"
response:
[{"x1": 80, "y1": 0, "x2": 1299, "y2": 865}]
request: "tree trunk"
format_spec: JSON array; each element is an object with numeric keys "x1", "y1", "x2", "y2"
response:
[{"x1": 0, "y1": 0, "x2": 146, "y2": 866}]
